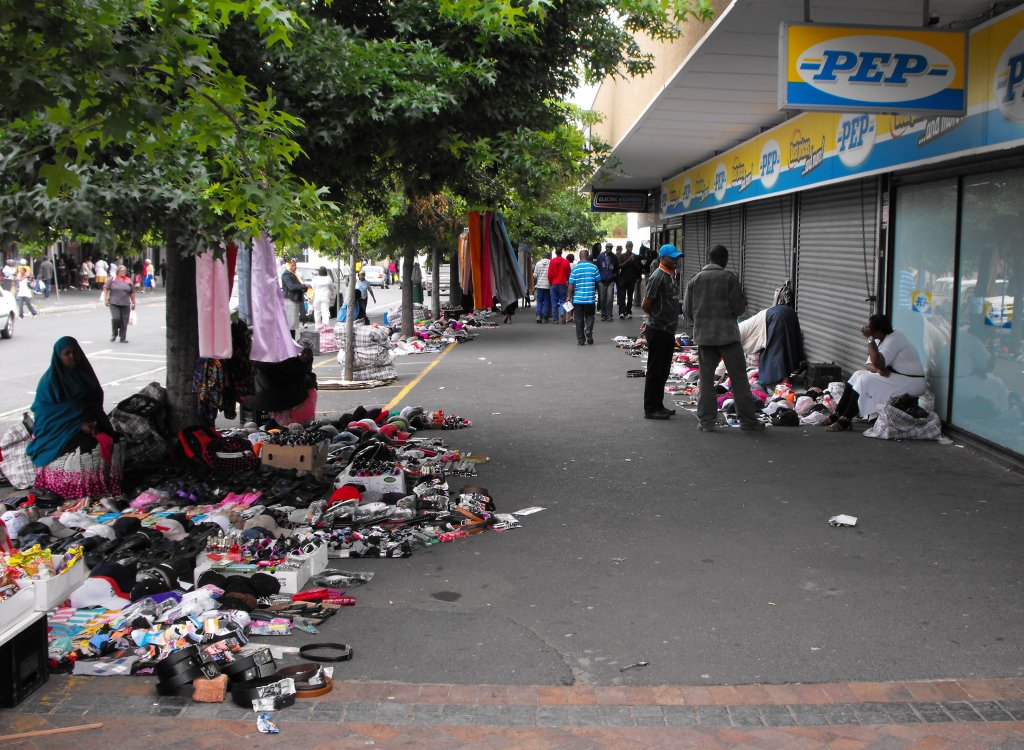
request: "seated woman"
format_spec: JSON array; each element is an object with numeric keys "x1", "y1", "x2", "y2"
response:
[
  {"x1": 825, "y1": 313, "x2": 926, "y2": 432},
  {"x1": 27, "y1": 337, "x2": 123, "y2": 497},
  {"x1": 243, "y1": 345, "x2": 318, "y2": 426}
]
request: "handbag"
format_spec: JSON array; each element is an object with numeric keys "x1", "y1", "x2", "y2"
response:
[{"x1": 129, "y1": 308, "x2": 138, "y2": 325}]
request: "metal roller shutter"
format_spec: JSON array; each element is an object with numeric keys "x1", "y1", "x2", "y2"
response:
[
  {"x1": 682, "y1": 212, "x2": 708, "y2": 291},
  {"x1": 707, "y1": 205, "x2": 745, "y2": 280},
  {"x1": 796, "y1": 180, "x2": 879, "y2": 377},
  {"x1": 743, "y1": 196, "x2": 794, "y2": 313}
]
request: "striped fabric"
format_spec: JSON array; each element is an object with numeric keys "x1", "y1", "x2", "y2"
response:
[{"x1": 568, "y1": 261, "x2": 600, "y2": 304}]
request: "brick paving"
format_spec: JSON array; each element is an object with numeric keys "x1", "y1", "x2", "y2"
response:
[{"x1": 4, "y1": 677, "x2": 1024, "y2": 748}]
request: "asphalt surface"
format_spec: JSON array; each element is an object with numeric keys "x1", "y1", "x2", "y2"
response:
[{"x1": 251, "y1": 310, "x2": 1024, "y2": 689}]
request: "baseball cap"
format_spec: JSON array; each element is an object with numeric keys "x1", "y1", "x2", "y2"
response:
[
  {"x1": 69, "y1": 561, "x2": 137, "y2": 610},
  {"x1": 152, "y1": 518, "x2": 187, "y2": 542},
  {"x1": 83, "y1": 524, "x2": 117, "y2": 541},
  {"x1": 658, "y1": 244, "x2": 682, "y2": 259},
  {"x1": 1, "y1": 510, "x2": 30, "y2": 538},
  {"x1": 59, "y1": 510, "x2": 94, "y2": 529},
  {"x1": 38, "y1": 516, "x2": 77, "y2": 539},
  {"x1": 330, "y1": 485, "x2": 363, "y2": 504},
  {"x1": 242, "y1": 514, "x2": 288, "y2": 538}
]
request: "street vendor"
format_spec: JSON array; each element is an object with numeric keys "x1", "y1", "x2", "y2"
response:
[{"x1": 26, "y1": 336, "x2": 123, "y2": 498}]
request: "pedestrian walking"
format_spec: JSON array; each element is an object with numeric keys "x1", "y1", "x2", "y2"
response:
[
  {"x1": 567, "y1": 248, "x2": 600, "y2": 346},
  {"x1": 159, "y1": 260, "x2": 167, "y2": 287},
  {"x1": 15, "y1": 269, "x2": 39, "y2": 318},
  {"x1": 533, "y1": 252, "x2": 552, "y2": 323},
  {"x1": 80, "y1": 258, "x2": 95, "y2": 291},
  {"x1": 94, "y1": 257, "x2": 108, "y2": 290},
  {"x1": 596, "y1": 243, "x2": 618, "y2": 321},
  {"x1": 2, "y1": 259, "x2": 15, "y2": 292},
  {"x1": 37, "y1": 256, "x2": 55, "y2": 299},
  {"x1": 311, "y1": 266, "x2": 335, "y2": 327},
  {"x1": 683, "y1": 244, "x2": 764, "y2": 432},
  {"x1": 547, "y1": 248, "x2": 571, "y2": 324},
  {"x1": 616, "y1": 241, "x2": 640, "y2": 319},
  {"x1": 281, "y1": 258, "x2": 308, "y2": 339},
  {"x1": 356, "y1": 271, "x2": 376, "y2": 324},
  {"x1": 640, "y1": 244, "x2": 682, "y2": 419},
  {"x1": 56, "y1": 255, "x2": 67, "y2": 290},
  {"x1": 102, "y1": 265, "x2": 136, "y2": 343}
]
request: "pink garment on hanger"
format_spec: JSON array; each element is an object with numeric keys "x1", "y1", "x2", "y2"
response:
[
  {"x1": 196, "y1": 249, "x2": 233, "y2": 358},
  {"x1": 250, "y1": 233, "x2": 301, "y2": 363}
]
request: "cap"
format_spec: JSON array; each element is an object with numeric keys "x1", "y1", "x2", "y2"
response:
[
  {"x1": 242, "y1": 514, "x2": 288, "y2": 538},
  {"x1": 152, "y1": 518, "x2": 187, "y2": 542},
  {"x1": 112, "y1": 516, "x2": 142, "y2": 538},
  {"x1": 330, "y1": 485, "x2": 363, "y2": 504},
  {"x1": 83, "y1": 524, "x2": 117, "y2": 541},
  {"x1": 38, "y1": 516, "x2": 77, "y2": 539},
  {"x1": 59, "y1": 510, "x2": 94, "y2": 529},
  {"x1": 2, "y1": 509, "x2": 30, "y2": 538},
  {"x1": 69, "y1": 562, "x2": 137, "y2": 610},
  {"x1": 658, "y1": 244, "x2": 682, "y2": 259}
]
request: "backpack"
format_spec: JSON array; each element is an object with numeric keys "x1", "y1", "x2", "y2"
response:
[
  {"x1": 177, "y1": 425, "x2": 221, "y2": 466},
  {"x1": 773, "y1": 278, "x2": 794, "y2": 307},
  {"x1": 596, "y1": 253, "x2": 615, "y2": 282}
]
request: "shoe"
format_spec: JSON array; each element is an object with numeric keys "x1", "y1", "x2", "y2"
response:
[
  {"x1": 577, "y1": 341, "x2": 585, "y2": 346},
  {"x1": 619, "y1": 314, "x2": 625, "y2": 319},
  {"x1": 586, "y1": 335, "x2": 594, "y2": 345},
  {"x1": 536, "y1": 319, "x2": 542, "y2": 324},
  {"x1": 627, "y1": 313, "x2": 632, "y2": 319},
  {"x1": 666, "y1": 408, "x2": 677, "y2": 415},
  {"x1": 110, "y1": 335, "x2": 117, "y2": 342},
  {"x1": 645, "y1": 409, "x2": 672, "y2": 420},
  {"x1": 741, "y1": 422, "x2": 766, "y2": 431},
  {"x1": 120, "y1": 339, "x2": 128, "y2": 343},
  {"x1": 698, "y1": 421, "x2": 716, "y2": 432}
]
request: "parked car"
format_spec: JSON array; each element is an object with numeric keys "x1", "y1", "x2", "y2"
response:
[
  {"x1": 423, "y1": 264, "x2": 452, "y2": 295},
  {"x1": 361, "y1": 265, "x2": 387, "y2": 288},
  {"x1": 0, "y1": 288, "x2": 15, "y2": 339}
]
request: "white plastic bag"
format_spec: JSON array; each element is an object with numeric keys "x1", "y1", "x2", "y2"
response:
[{"x1": 129, "y1": 308, "x2": 138, "y2": 325}]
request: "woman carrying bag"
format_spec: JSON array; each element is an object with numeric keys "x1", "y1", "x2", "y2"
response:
[{"x1": 102, "y1": 265, "x2": 137, "y2": 343}]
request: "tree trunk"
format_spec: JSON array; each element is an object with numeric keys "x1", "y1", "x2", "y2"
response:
[
  {"x1": 401, "y1": 249, "x2": 415, "y2": 337},
  {"x1": 164, "y1": 221, "x2": 199, "y2": 434},
  {"x1": 430, "y1": 245, "x2": 441, "y2": 319},
  {"x1": 343, "y1": 224, "x2": 359, "y2": 381}
]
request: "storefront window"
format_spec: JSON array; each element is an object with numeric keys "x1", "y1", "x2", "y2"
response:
[
  {"x1": 892, "y1": 180, "x2": 957, "y2": 419},
  {"x1": 953, "y1": 170, "x2": 1024, "y2": 453}
]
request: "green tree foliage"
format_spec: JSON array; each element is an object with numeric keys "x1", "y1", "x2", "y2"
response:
[{"x1": 504, "y1": 189, "x2": 602, "y2": 253}]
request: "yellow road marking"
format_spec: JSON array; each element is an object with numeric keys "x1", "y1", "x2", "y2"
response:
[{"x1": 386, "y1": 343, "x2": 457, "y2": 410}]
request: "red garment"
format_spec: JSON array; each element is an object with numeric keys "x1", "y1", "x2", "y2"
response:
[{"x1": 547, "y1": 256, "x2": 571, "y2": 285}]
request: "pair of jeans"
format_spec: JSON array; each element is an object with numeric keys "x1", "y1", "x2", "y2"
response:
[
  {"x1": 110, "y1": 303, "x2": 130, "y2": 341},
  {"x1": 573, "y1": 303, "x2": 595, "y2": 343},
  {"x1": 17, "y1": 297, "x2": 37, "y2": 317},
  {"x1": 549, "y1": 284, "x2": 568, "y2": 318},
  {"x1": 617, "y1": 281, "x2": 635, "y2": 317},
  {"x1": 598, "y1": 281, "x2": 615, "y2": 318},
  {"x1": 697, "y1": 341, "x2": 759, "y2": 427},
  {"x1": 644, "y1": 328, "x2": 675, "y2": 413},
  {"x1": 534, "y1": 288, "x2": 552, "y2": 320}
]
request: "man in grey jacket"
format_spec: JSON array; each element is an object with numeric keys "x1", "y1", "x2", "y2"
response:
[{"x1": 683, "y1": 244, "x2": 764, "y2": 432}]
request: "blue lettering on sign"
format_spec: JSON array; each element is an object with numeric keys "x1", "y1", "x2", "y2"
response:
[
  {"x1": 803, "y1": 50, "x2": 944, "y2": 85},
  {"x1": 760, "y1": 151, "x2": 780, "y2": 174},
  {"x1": 714, "y1": 171, "x2": 726, "y2": 191},
  {"x1": 838, "y1": 114, "x2": 872, "y2": 151},
  {"x1": 1003, "y1": 53, "x2": 1024, "y2": 103}
]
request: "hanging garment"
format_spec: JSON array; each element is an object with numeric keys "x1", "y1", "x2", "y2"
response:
[
  {"x1": 237, "y1": 242, "x2": 253, "y2": 325},
  {"x1": 468, "y1": 212, "x2": 485, "y2": 310},
  {"x1": 196, "y1": 249, "x2": 232, "y2": 359},
  {"x1": 250, "y1": 233, "x2": 302, "y2": 363},
  {"x1": 480, "y1": 212, "x2": 494, "y2": 308},
  {"x1": 489, "y1": 213, "x2": 527, "y2": 311}
]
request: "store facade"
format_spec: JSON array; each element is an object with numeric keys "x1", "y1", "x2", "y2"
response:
[{"x1": 619, "y1": 5, "x2": 1024, "y2": 456}]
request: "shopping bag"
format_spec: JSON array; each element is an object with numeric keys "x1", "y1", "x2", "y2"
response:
[{"x1": 129, "y1": 308, "x2": 138, "y2": 325}]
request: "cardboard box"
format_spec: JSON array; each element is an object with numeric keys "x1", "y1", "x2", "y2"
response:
[
  {"x1": 261, "y1": 440, "x2": 330, "y2": 473},
  {"x1": 193, "y1": 554, "x2": 311, "y2": 595},
  {"x1": 335, "y1": 467, "x2": 406, "y2": 503},
  {"x1": 0, "y1": 586, "x2": 36, "y2": 633},
  {"x1": 33, "y1": 562, "x2": 88, "y2": 612}
]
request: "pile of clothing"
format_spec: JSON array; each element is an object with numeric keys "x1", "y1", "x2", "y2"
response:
[{"x1": 334, "y1": 324, "x2": 396, "y2": 381}]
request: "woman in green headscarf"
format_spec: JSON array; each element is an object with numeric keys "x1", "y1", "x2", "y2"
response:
[{"x1": 27, "y1": 337, "x2": 122, "y2": 498}]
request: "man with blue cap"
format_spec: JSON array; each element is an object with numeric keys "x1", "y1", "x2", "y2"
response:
[{"x1": 640, "y1": 244, "x2": 683, "y2": 419}]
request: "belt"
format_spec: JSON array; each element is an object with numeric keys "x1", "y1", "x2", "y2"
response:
[
  {"x1": 219, "y1": 646, "x2": 276, "y2": 681},
  {"x1": 298, "y1": 642, "x2": 353, "y2": 662},
  {"x1": 230, "y1": 676, "x2": 297, "y2": 709},
  {"x1": 277, "y1": 663, "x2": 333, "y2": 697},
  {"x1": 156, "y1": 646, "x2": 220, "y2": 689}
]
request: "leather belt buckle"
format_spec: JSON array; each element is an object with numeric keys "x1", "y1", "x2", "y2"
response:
[
  {"x1": 230, "y1": 676, "x2": 297, "y2": 709},
  {"x1": 220, "y1": 646, "x2": 276, "y2": 681}
]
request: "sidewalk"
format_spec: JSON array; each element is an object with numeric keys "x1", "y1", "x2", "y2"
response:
[
  {"x1": 25, "y1": 287, "x2": 165, "y2": 316},
  {"x1": 3, "y1": 315, "x2": 1023, "y2": 749}
]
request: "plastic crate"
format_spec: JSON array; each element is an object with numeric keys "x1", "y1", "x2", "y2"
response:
[{"x1": 0, "y1": 612, "x2": 48, "y2": 707}]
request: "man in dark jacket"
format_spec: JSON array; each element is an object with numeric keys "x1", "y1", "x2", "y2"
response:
[
  {"x1": 595, "y1": 243, "x2": 618, "y2": 321},
  {"x1": 683, "y1": 244, "x2": 764, "y2": 432},
  {"x1": 616, "y1": 241, "x2": 641, "y2": 319}
]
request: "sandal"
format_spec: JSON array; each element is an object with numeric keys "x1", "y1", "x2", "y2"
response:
[{"x1": 825, "y1": 418, "x2": 851, "y2": 432}]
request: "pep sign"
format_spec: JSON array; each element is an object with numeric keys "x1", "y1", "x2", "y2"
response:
[{"x1": 780, "y1": 24, "x2": 966, "y2": 114}]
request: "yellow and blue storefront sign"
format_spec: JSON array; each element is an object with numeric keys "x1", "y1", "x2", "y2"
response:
[
  {"x1": 780, "y1": 24, "x2": 967, "y2": 114},
  {"x1": 662, "y1": 7, "x2": 1024, "y2": 218}
]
